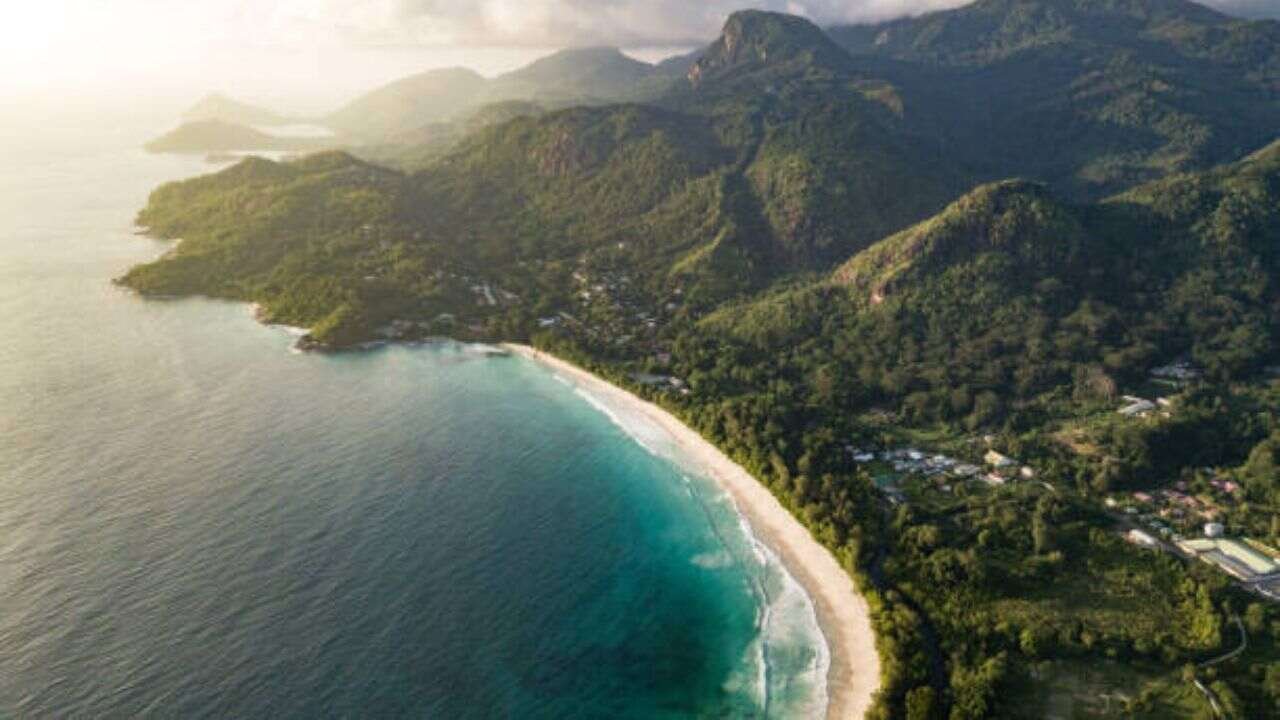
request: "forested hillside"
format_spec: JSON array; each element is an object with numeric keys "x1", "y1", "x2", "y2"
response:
[
  {"x1": 125, "y1": 11, "x2": 967, "y2": 342},
  {"x1": 830, "y1": 0, "x2": 1280, "y2": 197}
]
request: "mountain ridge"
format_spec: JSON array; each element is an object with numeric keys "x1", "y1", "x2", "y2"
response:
[{"x1": 828, "y1": 0, "x2": 1280, "y2": 197}]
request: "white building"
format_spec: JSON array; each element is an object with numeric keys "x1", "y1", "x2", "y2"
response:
[
  {"x1": 1204, "y1": 523, "x2": 1225, "y2": 538},
  {"x1": 984, "y1": 450, "x2": 1015, "y2": 468},
  {"x1": 1119, "y1": 397, "x2": 1156, "y2": 417},
  {"x1": 1128, "y1": 529, "x2": 1159, "y2": 548}
]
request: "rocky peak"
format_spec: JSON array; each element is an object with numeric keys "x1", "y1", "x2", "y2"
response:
[{"x1": 688, "y1": 10, "x2": 852, "y2": 88}]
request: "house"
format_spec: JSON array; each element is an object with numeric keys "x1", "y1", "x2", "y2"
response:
[
  {"x1": 1211, "y1": 479, "x2": 1241, "y2": 496},
  {"x1": 1019, "y1": 466, "x2": 1036, "y2": 480},
  {"x1": 984, "y1": 450, "x2": 1015, "y2": 468},
  {"x1": 982, "y1": 472, "x2": 1007, "y2": 487},
  {"x1": 1204, "y1": 523, "x2": 1225, "y2": 538},
  {"x1": 953, "y1": 464, "x2": 981, "y2": 478},
  {"x1": 885, "y1": 488, "x2": 907, "y2": 506},
  {"x1": 1151, "y1": 362, "x2": 1201, "y2": 382},
  {"x1": 1128, "y1": 529, "x2": 1159, "y2": 548},
  {"x1": 1119, "y1": 397, "x2": 1156, "y2": 417},
  {"x1": 1180, "y1": 537, "x2": 1280, "y2": 582}
]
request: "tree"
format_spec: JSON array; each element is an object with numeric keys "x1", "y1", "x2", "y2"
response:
[
  {"x1": 1032, "y1": 508, "x2": 1054, "y2": 554},
  {"x1": 1264, "y1": 662, "x2": 1280, "y2": 703},
  {"x1": 1244, "y1": 603, "x2": 1266, "y2": 634},
  {"x1": 905, "y1": 686, "x2": 938, "y2": 720},
  {"x1": 1209, "y1": 680, "x2": 1244, "y2": 719}
]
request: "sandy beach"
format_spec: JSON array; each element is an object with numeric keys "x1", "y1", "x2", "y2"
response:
[{"x1": 505, "y1": 344, "x2": 880, "y2": 720}]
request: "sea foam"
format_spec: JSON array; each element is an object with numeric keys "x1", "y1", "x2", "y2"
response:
[{"x1": 565, "y1": 375, "x2": 831, "y2": 718}]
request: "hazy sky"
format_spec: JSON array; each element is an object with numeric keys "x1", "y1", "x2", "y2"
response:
[{"x1": 2, "y1": 0, "x2": 1276, "y2": 110}]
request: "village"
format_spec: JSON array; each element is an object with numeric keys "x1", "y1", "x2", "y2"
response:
[
  {"x1": 856, "y1": 436, "x2": 1280, "y2": 603},
  {"x1": 1114, "y1": 360, "x2": 1201, "y2": 419},
  {"x1": 1105, "y1": 479, "x2": 1280, "y2": 601},
  {"x1": 846, "y1": 441, "x2": 1041, "y2": 507}
]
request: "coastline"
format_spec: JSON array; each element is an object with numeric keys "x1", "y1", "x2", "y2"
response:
[{"x1": 504, "y1": 344, "x2": 879, "y2": 720}]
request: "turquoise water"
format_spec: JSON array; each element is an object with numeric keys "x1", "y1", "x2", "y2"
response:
[{"x1": 0, "y1": 115, "x2": 827, "y2": 718}]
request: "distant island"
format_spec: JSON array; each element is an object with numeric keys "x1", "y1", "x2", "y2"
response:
[
  {"x1": 182, "y1": 93, "x2": 297, "y2": 127},
  {"x1": 159, "y1": 48, "x2": 696, "y2": 159},
  {"x1": 123, "y1": 2, "x2": 1280, "y2": 718},
  {"x1": 144, "y1": 120, "x2": 330, "y2": 155}
]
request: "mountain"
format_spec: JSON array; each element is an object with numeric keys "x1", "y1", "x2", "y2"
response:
[
  {"x1": 491, "y1": 47, "x2": 663, "y2": 101},
  {"x1": 833, "y1": 0, "x2": 1233, "y2": 63},
  {"x1": 182, "y1": 93, "x2": 292, "y2": 126},
  {"x1": 143, "y1": 120, "x2": 326, "y2": 154},
  {"x1": 707, "y1": 135, "x2": 1280, "y2": 421},
  {"x1": 688, "y1": 9, "x2": 855, "y2": 88},
  {"x1": 122, "y1": 11, "x2": 970, "y2": 342},
  {"x1": 322, "y1": 49, "x2": 690, "y2": 141},
  {"x1": 669, "y1": 10, "x2": 966, "y2": 267},
  {"x1": 324, "y1": 68, "x2": 488, "y2": 139},
  {"x1": 828, "y1": 0, "x2": 1280, "y2": 197},
  {"x1": 352, "y1": 101, "x2": 549, "y2": 173}
]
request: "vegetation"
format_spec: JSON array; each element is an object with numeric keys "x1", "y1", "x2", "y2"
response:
[
  {"x1": 830, "y1": 0, "x2": 1280, "y2": 198},
  {"x1": 123, "y1": 4, "x2": 1280, "y2": 717}
]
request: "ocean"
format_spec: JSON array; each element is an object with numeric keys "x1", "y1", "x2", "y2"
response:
[{"x1": 0, "y1": 112, "x2": 828, "y2": 718}]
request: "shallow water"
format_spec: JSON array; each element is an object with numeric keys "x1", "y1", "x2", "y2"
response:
[{"x1": 0, "y1": 115, "x2": 827, "y2": 718}]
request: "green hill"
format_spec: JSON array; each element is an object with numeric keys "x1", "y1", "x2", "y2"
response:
[
  {"x1": 324, "y1": 68, "x2": 489, "y2": 139},
  {"x1": 322, "y1": 48, "x2": 690, "y2": 142},
  {"x1": 670, "y1": 11, "x2": 967, "y2": 267},
  {"x1": 491, "y1": 46, "x2": 668, "y2": 102},
  {"x1": 828, "y1": 0, "x2": 1280, "y2": 198},
  {"x1": 704, "y1": 136, "x2": 1280, "y2": 429},
  {"x1": 352, "y1": 101, "x2": 549, "y2": 173}
]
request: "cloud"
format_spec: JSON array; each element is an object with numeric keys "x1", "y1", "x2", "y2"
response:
[
  {"x1": 234, "y1": 0, "x2": 969, "y2": 47},
  {"x1": 229, "y1": 0, "x2": 1280, "y2": 49}
]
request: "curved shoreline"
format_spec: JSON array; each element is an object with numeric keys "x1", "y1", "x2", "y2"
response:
[{"x1": 505, "y1": 344, "x2": 880, "y2": 720}]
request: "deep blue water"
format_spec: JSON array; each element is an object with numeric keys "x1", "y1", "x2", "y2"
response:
[{"x1": 0, "y1": 115, "x2": 826, "y2": 718}]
